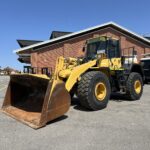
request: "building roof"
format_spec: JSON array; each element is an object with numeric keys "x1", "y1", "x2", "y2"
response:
[
  {"x1": 17, "y1": 32, "x2": 71, "y2": 49},
  {"x1": 17, "y1": 40, "x2": 43, "y2": 48},
  {"x1": 50, "y1": 31, "x2": 72, "y2": 39},
  {"x1": 144, "y1": 37, "x2": 150, "y2": 40},
  {"x1": 14, "y1": 22, "x2": 150, "y2": 53},
  {"x1": 17, "y1": 54, "x2": 31, "y2": 63}
]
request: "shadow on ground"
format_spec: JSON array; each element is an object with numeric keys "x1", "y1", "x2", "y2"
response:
[
  {"x1": 46, "y1": 115, "x2": 68, "y2": 126},
  {"x1": 110, "y1": 93, "x2": 129, "y2": 101},
  {"x1": 71, "y1": 97, "x2": 91, "y2": 112},
  {"x1": 71, "y1": 93, "x2": 132, "y2": 112}
]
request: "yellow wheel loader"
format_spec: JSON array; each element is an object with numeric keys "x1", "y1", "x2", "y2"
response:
[{"x1": 1, "y1": 36, "x2": 144, "y2": 129}]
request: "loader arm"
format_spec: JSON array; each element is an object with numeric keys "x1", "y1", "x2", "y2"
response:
[{"x1": 65, "y1": 59, "x2": 97, "y2": 91}]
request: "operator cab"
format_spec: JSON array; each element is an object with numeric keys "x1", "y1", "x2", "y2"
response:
[{"x1": 85, "y1": 36, "x2": 120, "y2": 60}]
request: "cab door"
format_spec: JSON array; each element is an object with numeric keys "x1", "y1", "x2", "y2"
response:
[{"x1": 107, "y1": 39, "x2": 120, "y2": 58}]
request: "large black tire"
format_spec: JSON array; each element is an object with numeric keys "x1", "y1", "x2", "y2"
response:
[
  {"x1": 126, "y1": 72, "x2": 143, "y2": 100},
  {"x1": 77, "y1": 71, "x2": 111, "y2": 110}
]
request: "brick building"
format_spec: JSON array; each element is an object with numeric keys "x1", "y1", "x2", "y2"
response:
[{"x1": 15, "y1": 22, "x2": 150, "y2": 73}]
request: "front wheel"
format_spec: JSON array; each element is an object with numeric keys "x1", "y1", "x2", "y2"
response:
[
  {"x1": 126, "y1": 72, "x2": 143, "y2": 100},
  {"x1": 77, "y1": 71, "x2": 111, "y2": 110}
]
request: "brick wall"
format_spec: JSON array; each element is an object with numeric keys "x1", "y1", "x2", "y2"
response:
[
  {"x1": 145, "y1": 48, "x2": 150, "y2": 54},
  {"x1": 30, "y1": 27, "x2": 150, "y2": 73}
]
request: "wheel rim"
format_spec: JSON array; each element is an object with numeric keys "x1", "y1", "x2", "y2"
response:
[
  {"x1": 95, "y1": 82, "x2": 106, "y2": 101},
  {"x1": 134, "y1": 80, "x2": 141, "y2": 94}
]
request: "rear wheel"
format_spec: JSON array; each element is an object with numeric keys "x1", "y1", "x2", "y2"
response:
[
  {"x1": 77, "y1": 71, "x2": 111, "y2": 110},
  {"x1": 126, "y1": 72, "x2": 143, "y2": 100}
]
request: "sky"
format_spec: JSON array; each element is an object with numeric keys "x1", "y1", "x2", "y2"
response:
[{"x1": 0, "y1": 0, "x2": 150, "y2": 70}]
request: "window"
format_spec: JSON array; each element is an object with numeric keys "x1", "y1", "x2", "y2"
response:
[
  {"x1": 87, "y1": 41, "x2": 106, "y2": 59},
  {"x1": 133, "y1": 50, "x2": 137, "y2": 55},
  {"x1": 141, "y1": 60, "x2": 150, "y2": 69},
  {"x1": 108, "y1": 40, "x2": 120, "y2": 58}
]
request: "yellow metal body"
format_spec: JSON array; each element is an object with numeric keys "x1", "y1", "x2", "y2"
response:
[
  {"x1": 97, "y1": 57, "x2": 122, "y2": 70},
  {"x1": 64, "y1": 60, "x2": 96, "y2": 91},
  {"x1": 57, "y1": 56, "x2": 123, "y2": 92}
]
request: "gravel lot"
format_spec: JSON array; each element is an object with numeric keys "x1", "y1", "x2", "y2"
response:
[{"x1": 0, "y1": 76, "x2": 150, "y2": 150}]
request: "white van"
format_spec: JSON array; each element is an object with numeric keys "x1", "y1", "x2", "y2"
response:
[{"x1": 141, "y1": 57, "x2": 150, "y2": 83}]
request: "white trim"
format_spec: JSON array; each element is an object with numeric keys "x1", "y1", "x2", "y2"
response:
[
  {"x1": 141, "y1": 57, "x2": 150, "y2": 61},
  {"x1": 14, "y1": 21, "x2": 150, "y2": 53},
  {"x1": 142, "y1": 53, "x2": 150, "y2": 56}
]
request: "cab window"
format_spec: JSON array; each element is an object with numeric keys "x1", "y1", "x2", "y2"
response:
[
  {"x1": 86, "y1": 41, "x2": 106, "y2": 59},
  {"x1": 108, "y1": 40, "x2": 120, "y2": 58}
]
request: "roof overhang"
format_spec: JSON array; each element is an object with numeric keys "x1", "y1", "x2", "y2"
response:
[
  {"x1": 17, "y1": 40, "x2": 43, "y2": 48},
  {"x1": 18, "y1": 54, "x2": 30, "y2": 57},
  {"x1": 14, "y1": 22, "x2": 150, "y2": 54},
  {"x1": 18, "y1": 54, "x2": 31, "y2": 63}
]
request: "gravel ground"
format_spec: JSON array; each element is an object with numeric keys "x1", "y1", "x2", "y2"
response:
[{"x1": 0, "y1": 76, "x2": 150, "y2": 150}]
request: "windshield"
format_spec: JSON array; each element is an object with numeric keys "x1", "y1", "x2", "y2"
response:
[{"x1": 86, "y1": 41, "x2": 106, "y2": 59}]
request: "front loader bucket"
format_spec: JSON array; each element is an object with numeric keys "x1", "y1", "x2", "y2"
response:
[{"x1": 1, "y1": 74, "x2": 71, "y2": 129}]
